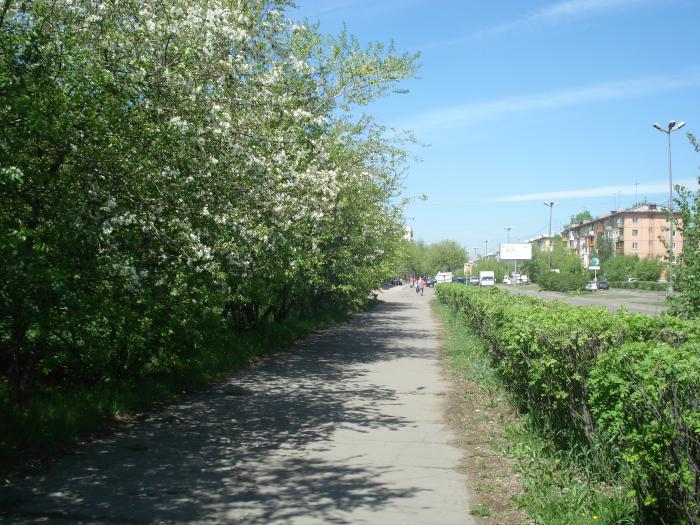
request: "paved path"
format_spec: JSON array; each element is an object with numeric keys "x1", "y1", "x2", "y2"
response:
[{"x1": 5, "y1": 286, "x2": 474, "y2": 524}]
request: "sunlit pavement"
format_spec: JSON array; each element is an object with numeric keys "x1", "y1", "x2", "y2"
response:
[{"x1": 5, "y1": 285, "x2": 475, "y2": 525}]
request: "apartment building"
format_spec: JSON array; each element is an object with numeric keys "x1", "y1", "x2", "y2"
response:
[
  {"x1": 561, "y1": 204, "x2": 683, "y2": 267},
  {"x1": 528, "y1": 234, "x2": 553, "y2": 253}
]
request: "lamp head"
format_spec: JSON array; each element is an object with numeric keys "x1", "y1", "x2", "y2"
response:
[
  {"x1": 668, "y1": 120, "x2": 676, "y2": 130},
  {"x1": 674, "y1": 121, "x2": 686, "y2": 131},
  {"x1": 653, "y1": 123, "x2": 663, "y2": 131}
]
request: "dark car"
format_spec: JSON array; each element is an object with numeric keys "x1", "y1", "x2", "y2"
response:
[
  {"x1": 452, "y1": 277, "x2": 467, "y2": 285},
  {"x1": 598, "y1": 279, "x2": 609, "y2": 290}
]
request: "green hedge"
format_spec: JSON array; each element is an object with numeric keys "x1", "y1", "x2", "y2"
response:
[
  {"x1": 609, "y1": 280, "x2": 667, "y2": 291},
  {"x1": 537, "y1": 272, "x2": 588, "y2": 291},
  {"x1": 436, "y1": 284, "x2": 700, "y2": 524}
]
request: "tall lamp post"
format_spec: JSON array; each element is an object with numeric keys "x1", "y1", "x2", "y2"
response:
[
  {"x1": 653, "y1": 120, "x2": 685, "y2": 293},
  {"x1": 484, "y1": 240, "x2": 488, "y2": 259},
  {"x1": 544, "y1": 202, "x2": 557, "y2": 271}
]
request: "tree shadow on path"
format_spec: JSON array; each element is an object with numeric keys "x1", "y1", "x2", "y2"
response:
[{"x1": 5, "y1": 299, "x2": 439, "y2": 524}]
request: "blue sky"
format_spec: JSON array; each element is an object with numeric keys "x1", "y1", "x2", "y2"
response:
[{"x1": 291, "y1": 0, "x2": 700, "y2": 257}]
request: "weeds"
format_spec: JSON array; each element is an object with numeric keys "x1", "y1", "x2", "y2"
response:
[
  {"x1": 0, "y1": 305, "x2": 355, "y2": 475},
  {"x1": 432, "y1": 299, "x2": 636, "y2": 524}
]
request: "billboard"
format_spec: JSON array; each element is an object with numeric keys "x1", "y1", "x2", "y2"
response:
[{"x1": 500, "y1": 243, "x2": 532, "y2": 260}]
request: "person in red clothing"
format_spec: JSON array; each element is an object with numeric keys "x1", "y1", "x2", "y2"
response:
[{"x1": 419, "y1": 277, "x2": 425, "y2": 296}]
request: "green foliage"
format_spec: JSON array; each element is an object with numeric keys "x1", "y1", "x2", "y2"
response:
[
  {"x1": 603, "y1": 255, "x2": 639, "y2": 281},
  {"x1": 634, "y1": 257, "x2": 663, "y2": 282},
  {"x1": 594, "y1": 235, "x2": 614, "y2": 264},
  {"x1": 404, "y1": 239, "x2": 468, "y2": 276},
  {"x1": 0, "y1": 303, "x2": 353, "y2": 465},
  {"x1": 608, "y1": 281, "x2": 666, "y2": 291},
  {"x1": 523, "y1": 236, "x2": 583, "y2": 283},
  {"x1": 602, "y1": 255, "x2": 661, "y2": 283},
  {"x1": 436, "y1": 284, "x2": 700, "y2": 524},
  {"x1": 670, "y1": 142, "x2": 700, "y2": 316},
  {"x1": 565, "y1": 210, "x2": 593, "y2": 229},
  {"x1": 590, "y1": 342, "x2": 700, "y2": 523},
  {"x1": 472, "y1": 258, "x2": 511, "y2": 281},
  {"x1": 428, "y1": 240, "x2": 468, "y2": 275},
  {"x1": 433, "y1": 300, "x2": 636, "y2": 524},
  {"x1": 537, "y1": 272, "x2": 588, "y2": 291},
  {"x1": 0, "y1": 1, "x2": 418, "y2": 417}
]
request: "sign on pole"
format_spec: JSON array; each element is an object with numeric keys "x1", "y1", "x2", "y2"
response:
[
  {"x1": 500, "y1": 243, "x2": 532, "y2": 261},
  {"x1": 589, "y1": 257, "x2": 600, "y2": 270}
]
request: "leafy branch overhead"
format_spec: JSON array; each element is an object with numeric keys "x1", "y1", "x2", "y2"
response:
[{"x1": 0, "y1": 0, "x2": 419, "y2": 407}]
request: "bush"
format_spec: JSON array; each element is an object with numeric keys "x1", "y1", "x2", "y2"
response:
[
  {"x1": 590, "y1": 341, "x2": 700, "y2": 523},
  {"x1": 436, "y1": 283, "x2": 700, "y2": 524},
  {"x1": 609, "y1": 281, "x2": 666, "y2": 291},
  {"x1": 537, "y1": 271, "x2": 588, "y2": 292}
]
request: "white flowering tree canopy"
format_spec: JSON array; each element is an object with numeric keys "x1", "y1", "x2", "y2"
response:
[{"x1": 0, "y1": 0, "x2": 419, "y2": 405}]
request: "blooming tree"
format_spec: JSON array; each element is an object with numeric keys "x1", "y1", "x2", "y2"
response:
[{"x1": 0, "y1": 0, "x2": 418, "y2": 404}]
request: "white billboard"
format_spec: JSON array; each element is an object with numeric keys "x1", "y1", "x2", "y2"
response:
[{"x1": 500, "y1": 243, "x2": 532, "y2": 260}]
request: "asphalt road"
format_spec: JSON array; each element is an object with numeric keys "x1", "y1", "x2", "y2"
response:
[
  {"x1": 4, "y1": 285, "x2": 475, "y2": 525},
  {"x1": 499, "y1": 284, "x2": 669, "y2": 316}
]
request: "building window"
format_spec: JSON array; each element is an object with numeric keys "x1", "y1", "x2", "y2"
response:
[
  {"x1": 632, "y1": 229, "x2": 639, "y2": 236},
  {"x1": 632, "y1": 217, "x2": 639, "y2": 224},
  {"x1": 632, "y1": 242, "x2": 638, "y2": 250},
  {"x1": 672, "y1": 230, "x2": 677, "y2": 237},
  {"x1": 672, "y1": 242, "x2": 676, "y2": 250}
]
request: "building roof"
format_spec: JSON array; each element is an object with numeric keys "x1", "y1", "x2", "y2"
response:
[{"x1": 562, "y1": 203, "x2": 674, "y2": 233}]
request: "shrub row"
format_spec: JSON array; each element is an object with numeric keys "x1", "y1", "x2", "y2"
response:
[
  {"x1": 609, "y1": 280, "x2": 667, "y2": 291},
  {"x1": 436, "y1": 284, "x2": 700, "y2": 524},
  {"x1": 537, "y1": 271, "x2": 588, "y2": 292}
]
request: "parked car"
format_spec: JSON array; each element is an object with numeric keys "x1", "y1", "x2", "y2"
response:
[
  {"x1": 627, "y1": 277, "x2": 638, "y2": 282},
  {"x1": 585, "y1": 281, "x2": 598, "y2": 291},
  {"x1": 452, "y1": 276, "x2": 466, "y2": 285},
  {"x1": 502, "y1": 277, "x2": 511, "y2": 284},
  {"x1": 598, "y1": 279, "x2": 609, "y2": 290},
  {"x1": 468, "y1": 276, "x2": 480, "y2": 286}
]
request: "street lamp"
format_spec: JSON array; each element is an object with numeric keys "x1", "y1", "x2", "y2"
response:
[
  {"x1": 504, "y1": 226, "x2": 514, "y2": 283},
  {"x1": 484, "y1": 240, "x2": 488, "y2": 259},
  {"x1": 653, "y1": 120, "x2": 685, "y2": 293},
  {"x1": 544, "y1": 202, "x2": 557, "y2": 271}
]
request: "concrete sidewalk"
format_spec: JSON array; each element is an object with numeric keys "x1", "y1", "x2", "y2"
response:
[{"x1": 5, "y1": 285, "x2": 474, "y2": 524}]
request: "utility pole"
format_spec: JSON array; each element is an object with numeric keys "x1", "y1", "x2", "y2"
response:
[
  {"x1": 544, "y1": 202, "x2": 557, "y2": 271},
  {"x1": 504, "y1": 226, "x2": 513, "y2": 284},
  {"x1": 484, "y1": 240, "x2": 488, "y2": 259}
]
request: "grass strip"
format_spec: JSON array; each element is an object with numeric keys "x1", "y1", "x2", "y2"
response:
[
  {"x1": 432, "y1": 299, "x2": 636, "y2": 525},
  {"x1": 1, "y1": 302, "x2": 368, "y2": 479}
]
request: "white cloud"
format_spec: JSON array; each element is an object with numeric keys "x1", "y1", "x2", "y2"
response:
[
  {"x1": 425, "y1": 0, "x2": 653, "y2": 49},
  {"x1": 492, "y1": 179, "x2": 698, "y2": 202},
  {"x1": 396, "y1": 72, "x2": 700, "y2": 134}
]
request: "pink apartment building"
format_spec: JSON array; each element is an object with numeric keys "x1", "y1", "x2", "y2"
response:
[{"x1": 561, "y1": 204, "x2": 683, "y2": 268}]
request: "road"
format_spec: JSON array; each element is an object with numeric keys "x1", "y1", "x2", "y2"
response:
[
  {"x1": 4, "y1": 286, "x2": 475, "y2": 525},
  {"x1": 499, "y1": 284, "x2": 669, "y2": 316}
]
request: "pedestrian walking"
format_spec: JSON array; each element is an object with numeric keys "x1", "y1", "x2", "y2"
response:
[{"x1": 419, "y1": 277, "x2": 425, "y2": 296}]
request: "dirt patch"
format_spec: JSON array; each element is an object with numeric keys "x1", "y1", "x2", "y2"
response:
[{"x1": 442, "y1": 362, "x2": 531, "y2": 524}]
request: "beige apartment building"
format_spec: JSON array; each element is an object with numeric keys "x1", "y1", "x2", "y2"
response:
[{"x1": 561, "y1": 204, "x2": 683, "y2": 268}]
